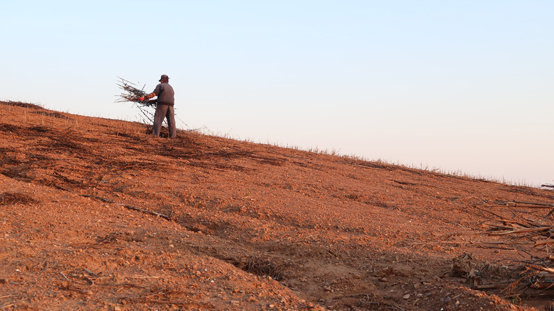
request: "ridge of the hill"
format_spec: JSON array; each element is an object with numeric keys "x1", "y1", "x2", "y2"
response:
[{"x1": 1, "y1": 101, "x2": 553, "y2": 310}]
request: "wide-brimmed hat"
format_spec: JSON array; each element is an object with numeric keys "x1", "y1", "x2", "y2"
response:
[{"x1": 159, "y1": 74, "x2": 170, "y2": 82}]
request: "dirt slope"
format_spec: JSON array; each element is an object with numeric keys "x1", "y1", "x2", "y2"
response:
[{"x1": 1, "y1": 101, "x2": 554, "y2": 310}]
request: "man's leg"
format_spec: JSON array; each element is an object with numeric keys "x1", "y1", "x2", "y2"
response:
[
  {"x1": 166, "y1": 106, "x2": 177, "y2": 138},
  {"x1": 152, "y1": 105, "x2": 169, "y2": 137}
]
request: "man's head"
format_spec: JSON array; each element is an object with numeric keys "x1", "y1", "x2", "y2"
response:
[{"x1": 159, "y1": 74, "x2": 170, "y2": 83}]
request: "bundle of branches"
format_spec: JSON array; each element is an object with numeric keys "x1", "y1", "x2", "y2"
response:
[{"x1": 115, "y1": 77, "x2": 157, "y2": 125}]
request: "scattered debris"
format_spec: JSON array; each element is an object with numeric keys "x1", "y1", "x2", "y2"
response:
[
  {"x1": 452, "y1": 252, "x2": 474, "y2": 277},
  {"x1": 503, "y1": 257, "x2": 554, "y2": 297}
]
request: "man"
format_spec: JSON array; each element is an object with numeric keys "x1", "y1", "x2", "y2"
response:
[{"x1": 139, "y1": 74, "x2": 176, "y2": 138}]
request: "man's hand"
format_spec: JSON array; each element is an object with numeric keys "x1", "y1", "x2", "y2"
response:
[{"x1": 138, "y1": 97, "x2": 145, "y2": 101}]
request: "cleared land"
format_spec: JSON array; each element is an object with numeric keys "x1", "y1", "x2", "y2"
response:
[{"x1": 1, "y1": 101, "x2": 553, "y2": 310}]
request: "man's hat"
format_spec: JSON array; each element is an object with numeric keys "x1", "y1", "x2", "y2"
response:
[{"x1": 159, "y1": 74, "x2": 170, "y2": 82}]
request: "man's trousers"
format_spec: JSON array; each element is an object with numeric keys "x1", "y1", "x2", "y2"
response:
[{"x1": 153, "y1": 104, "x2": 177, "y2": 138}]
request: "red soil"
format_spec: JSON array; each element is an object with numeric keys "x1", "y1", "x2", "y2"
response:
[{"x1": 1, "y1": 101, "x2": 553, "y2": 310}]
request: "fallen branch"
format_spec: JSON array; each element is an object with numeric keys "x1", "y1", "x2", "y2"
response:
[
  {"x1": 82, "y1": 195, "x2": 171, "y2": 220},
  {"x1": 473, "y1": 206, "x2": 508, "y2": 220},
  {"x1": 117, "y1": 203, "x2": 171, "y2": 220},
  {"x1": 479, "y1": 241, "x2": 534, "y2": 245},
  {"x1": 127, "y1": 275, "x2": 161, "y2": 279},
  {"x1": 495, "y1": 201, "x2": 554, "y2": 208},
  {"x1": 539, "y1": 208, "x2": 554, "y2": 225},
  {"x1": 97, "y1": 283, "x2": 145, "y2": 288},
  {"x1": 475, "y1": 283, "x2": 509, "y2": 289},
  {"x1": 509, "y1": 205, "x2": 554, "y2": 209},
  {"x1": 488, "y1": 227, "x2": 551, "y2": 236},
  {"x1": 60, "y1": 272, "x2": 70, "y2": 281},
  {"x1": 84, "y1": 269, "x2": 98, "y2": 277},
  {"x1": 527, "y1": 264, "x2": 554, "y2": 275},
  {"x1": 83, "y1": 275, "x2": 94, "y2": 286},
  {"x1": 535, "y1": 239, "x2": 554, "y2": 246}
]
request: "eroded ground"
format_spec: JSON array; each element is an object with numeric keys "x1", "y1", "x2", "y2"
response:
[{"x1": 1, "y1": 101, "x2": 554, "y2": 310}]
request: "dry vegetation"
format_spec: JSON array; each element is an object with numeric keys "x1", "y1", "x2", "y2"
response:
[{"x1": 1, "y1": 100, "x2": 554, "y2": 310}]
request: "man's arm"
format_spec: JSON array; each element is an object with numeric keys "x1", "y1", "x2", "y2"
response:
[
  {"x1": 138, "y1": 92, "x2": 155, "y2": 101},
  {"x1": 139, "y1": 84, "x2": 162, "y2": 101},
  {"x1": 144, "y1": 84, "x2": 162, "y2": 100},
  {"x1": 144, "y1": 92, "x2": 156, "y2": 100}
]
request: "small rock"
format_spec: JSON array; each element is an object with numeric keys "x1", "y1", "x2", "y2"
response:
[
  {"x1": 403, "y1": 294, "x2": 410, "y2": 299},
  {"x1": 444, "y1": 297, "x2": 451, "y2": 303}
]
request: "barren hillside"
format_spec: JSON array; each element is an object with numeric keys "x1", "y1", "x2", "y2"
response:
[{"x1": 1, "y1": 101, "x2": 553, "y2": 310}]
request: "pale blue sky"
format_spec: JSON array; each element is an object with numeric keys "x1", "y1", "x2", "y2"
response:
[{"x1": 1, "y1": 1, "x2": 552, "y2": 186}]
